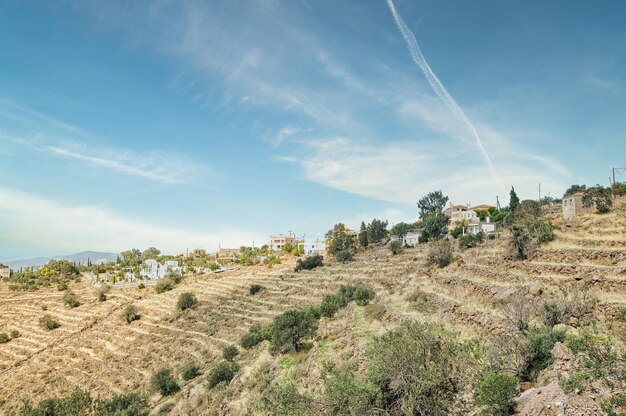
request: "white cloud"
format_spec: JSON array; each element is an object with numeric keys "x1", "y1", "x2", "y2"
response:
[
  {"x1": 45, "y1": 143, "x2": 211, "y2": 185},
  {"x1": 287, "y1": 136, "x2": 568, "y2": 206},
  {"x1": 0, "y1": 187, "x2": 264, "y2": 256}
]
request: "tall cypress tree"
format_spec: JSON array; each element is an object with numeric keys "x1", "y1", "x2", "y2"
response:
[{"x1": 358, "y1": 221, "x2": 368, "y2": 248}]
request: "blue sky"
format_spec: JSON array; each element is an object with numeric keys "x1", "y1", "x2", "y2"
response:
[{"x1": 1, "y1": 0, "x2": 625, "y2": 258}]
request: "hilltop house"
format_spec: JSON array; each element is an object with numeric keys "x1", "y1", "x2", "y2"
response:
[
  {"x1": 467, "y1": 221, "x2": 496, "y2": 235},
  {"x1": 445, "y1": 204, "x2": 468, "y2": 218},
  {"x1": 403, "y1": 231, "x2": 421, "y2": 246},
  {"x1": 269, "y1": 235, "x2": 296, "y2": 251},
  {"x1": 134, "y1": 259, "x2": 184, "y2": 281},
  {"x1": 218, "y1": 248, "x2": 240, "y2": 259},
  {"x1": 0, "y1": 267, "x2": 11, "y2": 279},
  {"x1": 562, "y1": 193, "x2": 592, "y2": 220},
  {"x1": 302, "y1": 240, "x2": 326, "y2": 255}
]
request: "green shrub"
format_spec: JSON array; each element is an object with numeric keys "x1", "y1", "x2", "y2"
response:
[
  {"x1": 523, "y1": 327, "x2": 565, "y2": 380},
  {"x1": 97, "y1": 292, "x2": 107, "y2": 302},
  {"x1": 267, "y1": 309, "x2": 318, "y2": 354},
  {"x1": 241, "y1": 323, "x2": 265, "y2": 349},
  {"x1": 389, "y1": 240, "x2": 403, "y2": 255},
  {"x1": 261, "y1": 380, "x2": 314, "y2": 416},
  {"x1": 57, "y1": 281, "x2": 68, "y2": 291},
  {"x1": 150, "y1": 368, "x2": 180, "y2": 396},
  {"x1": 510, "y1": 219, "x2": 555, "y2": 260},
  {"x1": 10, "y1": 329, "x2": 20, "y2": 339},
  {"x1": 39, "y1": 314, "x2": 60, "y2": 331},
  {"x1": 474, "y1": 371, "x2": 518, "y2": 416},
  {"x1": 94, "y1": 392, "x2": 148, "y2": 415},
  {"x1": 583, "y1": 185, "x2": 613, "y2": 214},
  {"x1": 155, "y1": 278, "x2": 175, "y2": 294},
  {"x1": 223, "y1": 345, "x2": 239, "y2": 361},
  {"x1": 426, "y1": 240, "x2": 454, "y2": 268},
  {"x1": 615, "y1": 307, "x2": 626, "y2": 321},
  {"x1": 451, "y1": 225, "x2": 463, "y2": 239},
  {"x1": 137, "y1": 283, "x2": 145, "y2": 289},
  {"x1": 207, "y1": 361, "x2": 239, "y2": 388},
  {"x1": 366, "y1": 320, "x2": 474, "y2": 415},
  {"x1": 176, "y1": 292, "x2": 198, "y2": 311},
  {"x1": 123, "y1": 305, "x2": 140, "y2": 324},
  {"x1": 63, "y1": 292, "x2": 80, "y2": 308},
  {"x1": 352, "y1": 285, "x2": 375, "y2": 306},
  {"x1": 458, "y1": 232, "x2": 484, "y2": 250},
  {"x1": 323, "y1": 365, "x2": 376, "y2": 414},
  {"x1": 294, "y1": 255, "x2": 323, "y2": 272},
  {"x1": 249, "y1": 284, "x2": 263, "y2": 295},
  {"x1": 180, "y1": 363, "x2": 200, "y2": 381},
  {"x1": 20, "y1": 389, "x2": 144, "y2": 416},
  {"x1": 0, "y1": 332, "x2": 9, "y2": 343},
  {"x1": 319, "y1": 294, "x2": 347, "y2": 318},
  {"x1": 336, "y1": 250, "x2": 353, "y2": 263}
]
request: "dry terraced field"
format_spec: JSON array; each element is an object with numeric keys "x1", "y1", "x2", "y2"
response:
[{"x1": 0, "y1": 209, "x2": 625, "y2": 414}]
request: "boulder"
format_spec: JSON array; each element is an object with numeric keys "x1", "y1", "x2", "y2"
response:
[{"x1": 529, "y1": 283, "x2": 544, "y2": 296}]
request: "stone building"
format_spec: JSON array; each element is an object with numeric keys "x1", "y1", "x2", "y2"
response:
[{"x1": 562, "y1": 193, "x2": 592, "y2": 220}]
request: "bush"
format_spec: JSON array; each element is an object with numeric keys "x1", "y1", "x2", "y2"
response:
[
  {"x1": 261, "y1": 380, "x2": 313, "y2": 416},
  {"x1": 250, "y1": 284, "x2": 263, "y2": 295},
  {"x1": 0, "y1": 332, "x2": 9, "y2": 343},
  {"x1": 458, "y1": 232, "x2": 484, "y2": 250},
  {"x1": 137, "y1": 283, "x2": 145, "y2": 289},
  {"x1": 352, "y1": 285, "x2": 375, "y2": 306},
  {"x1": 474, "y1": 371, "x2": 518, "y2": 416},
  {"x1": 57, "y1": 281, "x2": 68, "y2": 291},
  {"x1": 366, "y1": 320, "x2": 474, "y2": 415},
  {"x1": 510, "y1": 219, "x2": 555, "y2": 260},
  {"x1": 97, "y1": 286, "x2": 109, "y2": 302},
  {"x1": 241, "y1": 323, "x2": 265, "y2": 349},
  {"x1": 267, "y1": 309, "x2": 318, "y2": 354},
  {"x1": 177, "y1": 292, "x2": 198, "y2": 311},
  {"x1": 223, "y1": 345, "x2": 239, "y2": 361},
  {"x1": 150, "y1": 368, "x2": 180, "y2": 396},
  {"x1": 207, "y1": 361, "x2": 239, "y2": 388},
  {"x1": 180, "y1": 363, "x2": 200, "y2": 381},
  {"x1": 523, "y1": 327, "x2": 565, "y2": 380},
  {"x1": 336, "y1": 249, "x2": 353, "y2": 263},
  {"x1": 39, "y1": 314, "x2": 60, "y2": 331},
  {"x1": 426, "y1": 240, "x2": 454, "y2": 268},
  {"x1": 583, "y1": 185, "x2": 613, "y2": 214},
  {"x1": 63, "y1": 292, "x2": 81, "y2": 308},
  {"x1": 155, "y1": 278, "x2": 175, "y2": 294},
  {"x1": 20, "y1": 389, "x2": 147, "y2": 416},
  {"x1": 294, "y1": 255, "x2": 323, "y2": 272},
  {"x1": 10, "y1": 329, "x2": 20, "y2": 339},
  {"x1": 389, "y1": 240, "x2": 403, "y2": 255},
  {"x1": 123, "y1": 305, "x2": 140, "y2": 324}
]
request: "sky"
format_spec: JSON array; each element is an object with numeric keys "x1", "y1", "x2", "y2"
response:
[{"x1": 1, "y1": 0, "x2": 625, "y2": 259}]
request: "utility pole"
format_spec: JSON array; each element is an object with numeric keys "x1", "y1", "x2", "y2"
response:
[
  {"x1": 496, "y1": 196, "x2": 501, "y2": 211},
  {"x1": 614, "y1": 167, "x2": 616, "y2": 185},
  {"x1": 538, "y1": 182, "x2": 541, "y2": 203}
]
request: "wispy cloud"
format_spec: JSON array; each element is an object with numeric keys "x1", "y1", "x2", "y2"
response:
[
  {"x1": 0, "y1": 187, "x2": 263, "y2": 256},
  {"x1": 386, "y1": 0, "x2": 502, "y2": 191},
  {"x1": 45, "y1": 143, "x2": 209, "y2": 185},
  {"x1": 0, "y1": 99, "x2": 215, "y2": 185}
]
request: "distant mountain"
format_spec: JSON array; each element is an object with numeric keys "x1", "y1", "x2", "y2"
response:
[{"x1": 2, "y1": 251, "x2": 118, "y2": 270}]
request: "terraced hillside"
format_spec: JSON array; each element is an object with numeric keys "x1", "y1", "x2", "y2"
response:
[
  {"x1": 0, "y1": 250, "x2": 421, "y2": 414},
  {"x1": 1, "y1": 208, "x2": 625, "y2": 415}
]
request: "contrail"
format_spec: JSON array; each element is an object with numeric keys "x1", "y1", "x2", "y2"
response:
[{"x1": 386, "y1": 0, "x2": 503, "y2": 189}]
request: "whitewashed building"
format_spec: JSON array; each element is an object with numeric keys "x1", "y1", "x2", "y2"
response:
[
  {"x1": 403, "y1": 231, "x2": 422, "y2": 246},
  {"x1": 302, "y1": 240, "x2": 325, "y2": 255},
  {"x1": 467, "y1": 221, "x2": 496, "y2": 235}
]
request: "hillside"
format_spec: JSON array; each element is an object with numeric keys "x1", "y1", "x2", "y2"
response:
[{"x1": 0, "y1": 209, "x2": 625, "y2": 415}]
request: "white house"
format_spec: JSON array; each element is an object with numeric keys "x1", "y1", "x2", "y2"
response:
[
  {"x1": 138, "y1": 259, "x2": 184, "y2": 281},
  {"x1": 302, "y1": 240, "x2": 325, "y2": 255},
  {"x1": 466, "y1": 221, "x2": 496, "y2": 235},
  {"x1": 403, "y1": 231, "x2": 422, "y2": 246},
  {"x1": 450, "y1": 209, "x2": 479, "y2": 224}
]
